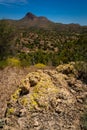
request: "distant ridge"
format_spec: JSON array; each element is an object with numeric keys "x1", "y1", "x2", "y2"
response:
[{"x1": 0, "y1": 12, "x2": 87, "y2": 32}]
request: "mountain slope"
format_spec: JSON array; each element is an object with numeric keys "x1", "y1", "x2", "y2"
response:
[{"x1": 19, "y1": 12, "x2": 55, "y2": 29}]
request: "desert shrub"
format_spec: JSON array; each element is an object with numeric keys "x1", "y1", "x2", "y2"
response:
[
  {"x1": 74, "y1": 61, "x2": 87, "y2": 83},
  {"x1": 0, "y1": 60, "x2": 8, "y2": 69},
  {"x1": 20, "y1": 59, "x2": 30, "y2": 67},
  {"x1": 80, "y1": 112, "x2": 87, "y2": 130},
  {"x1": 18, "y1": 52, "x2": 31, "y2": 67},
  {"x1": 7, "y1": 57, "x2": 21, "y2": 67},
  {"x1": 34, "y1": 63, "x2": 46, "y2": 68}
]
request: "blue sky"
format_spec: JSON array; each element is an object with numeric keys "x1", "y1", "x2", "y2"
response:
[{"x1": 0, "y1": 0, "x2": 87, "y2": 25}]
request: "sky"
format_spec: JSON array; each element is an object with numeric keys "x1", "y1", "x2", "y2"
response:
[{"x1": 0, "y1": 0, "x2": 87, "y2": 25}]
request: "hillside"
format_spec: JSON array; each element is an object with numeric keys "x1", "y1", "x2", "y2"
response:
[{"x1": 0, "y1": 13, "x2": 87, "y2": 66}]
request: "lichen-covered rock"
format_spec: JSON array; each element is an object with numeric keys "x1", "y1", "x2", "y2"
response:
[
  {"x1": 56, "y1": 62, "x2": 78, "y2": 77},
  {"x1": 2, "y1": 64, "x2": 87, "y2": 130}
]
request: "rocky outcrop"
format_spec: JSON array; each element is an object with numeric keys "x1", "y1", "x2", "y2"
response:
[
  {"x1": 0, "y1": 66, "x2": 39, "y2": 118},
  {"x1": 1, "y1": 63, "x2": 87, "y2": 130}
]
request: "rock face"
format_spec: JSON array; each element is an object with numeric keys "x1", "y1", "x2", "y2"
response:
[{"x1": 1, "y1": 63, "x2": 87, "y2": 130}]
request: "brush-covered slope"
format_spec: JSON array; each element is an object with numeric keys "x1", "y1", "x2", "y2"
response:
[{"x1": 0, "y1": 16, "x2": 87, "y2": 66}]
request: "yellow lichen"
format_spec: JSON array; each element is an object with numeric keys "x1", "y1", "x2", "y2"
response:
[
  {"x1": 29, "y1": 81, "x2": 58, "y2": 110},
  {"x1": 7, "y1": 107, "x2": 15, "y2": 115},
  {"x1": 30, "y1": 94, "x2": 38, "y2": 109},
  {"x1": 11, "y1": 88, "x2": 21, "y2": 102},
  {"x1": 20, "y1": 97, "x2": 28, "y2": 106}
]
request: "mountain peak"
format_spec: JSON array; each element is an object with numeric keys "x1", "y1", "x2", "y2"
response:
[{"x1": 25, "y1": 12, "x2": 37, "y2": 20}]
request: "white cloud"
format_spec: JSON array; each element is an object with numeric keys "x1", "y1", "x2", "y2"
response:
[
  {"x1": 0, "y1": 0, "x2": 27, "y2": 3},
  {"x1": 0, "y1": 0, "x2": 27, "y2": 6}
]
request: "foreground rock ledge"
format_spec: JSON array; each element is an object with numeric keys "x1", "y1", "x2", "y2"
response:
[{"x1": 2, "y1": 63, "x2": 87, "y2": 130}]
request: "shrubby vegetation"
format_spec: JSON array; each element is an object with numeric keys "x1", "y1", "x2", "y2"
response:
[
  {"x1": 7, "y1": 57, "x2": 21, "y2": 67},
  {"x1": 0, "y1": 60, "x2": 8, "y2": 69},
  {"x1": 34, "y1": 63, "x2": 46, "y2": 68},
  {"x1": 80, "y1": 112, "x2": 87, "y2": 130},
  {"x1": 74, "y1": 61, "x2": 87, "y2": 83},
  {"x1": 0, "y1": 21, "x2": 87, "y2": 68}
]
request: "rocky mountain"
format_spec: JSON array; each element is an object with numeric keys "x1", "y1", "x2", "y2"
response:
[
  {"x1": 4, "y1": 12, "x2": 54, "y2": 30},
  {"x1": 20, "y1": 12, "x2": 49, "y2": 22},
  {"x1": 18, "y1": 12, "x2": 54, "y2": 29},
  {"x1": 0, "y1": 62, "x2": 87, "y2": 130},
  {"x1": 2, "y1": 12, "x2": 87, "y2": 32},
  {"x1": 22, "y1": 12, "x2": 38, "y2": 20}
]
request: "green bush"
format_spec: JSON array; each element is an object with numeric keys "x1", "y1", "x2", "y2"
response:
[{"x1": 20, "y1": 59, "x2": 30, "y2": 67}]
